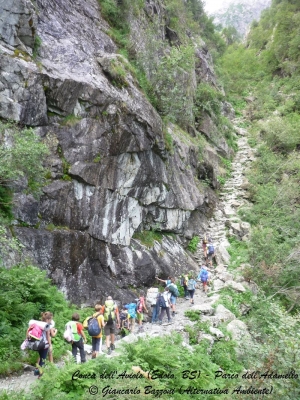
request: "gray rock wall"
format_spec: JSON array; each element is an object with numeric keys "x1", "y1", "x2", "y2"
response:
[{"x1": 0, "y1": 0, "x2": 230, "y2": 305}]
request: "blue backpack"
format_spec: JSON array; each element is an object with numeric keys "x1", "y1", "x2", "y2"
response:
[
  {"x1": 200, "y1": 269, "x2": 208, "y2": 282},
  {"x1": 157, "y1": 294, "x2": 167, "y2": 308},
  {"x1": 208, "y1": 244, "x2": 214, "y2": 255},
  {"x1": 87, "y1": 314, "x2": 101, "y2": 337},
  {"x1": 125, "y1": 303, "x2": 137, "y2": 319}
]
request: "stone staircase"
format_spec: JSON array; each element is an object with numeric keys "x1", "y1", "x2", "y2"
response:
[{"x1": 194, "y1": 130, "x2": 255, "y2": 267}]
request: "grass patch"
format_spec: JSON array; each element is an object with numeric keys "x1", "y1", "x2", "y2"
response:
[
  {"x1": 132, "y1": 230, "x2": 163, "y2": 248},
  {"x1": 61, "y1": 115, "x2": 82, "y2": 126}
]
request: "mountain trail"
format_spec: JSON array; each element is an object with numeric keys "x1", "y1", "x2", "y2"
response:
[{"x1": 0, "y1": 123, "x2": 255, "y2": 394}]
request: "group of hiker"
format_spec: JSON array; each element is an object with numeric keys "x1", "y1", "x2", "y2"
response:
[{"x1": 23, "y1": 234, "x2": 215, "y2": 375}]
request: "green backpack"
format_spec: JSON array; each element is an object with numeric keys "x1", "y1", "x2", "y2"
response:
[{"x1": 104, "y1": 300, "x2": 116, "y2": 323}]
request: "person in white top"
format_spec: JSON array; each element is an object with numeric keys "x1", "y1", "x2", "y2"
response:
[{"x1": 158, "y1": 288, "x2": 172, "y2": 324}]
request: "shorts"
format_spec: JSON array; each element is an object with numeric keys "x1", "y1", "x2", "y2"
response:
[
  {"x1": 202, "y1": 281, "x2": 208, "y2": 286},
  {"x1": 170, "y1": 295, "x2": 176, "y2": 305},
  {"x1": 92, "y1": 337, "x2": 100, "y2": 352},
  {"x1": 136, "y1": 312, "x2": 143, "y2": 322},
  {"x1": 207, "y1": 253, "x2": 214, "y2": 261},
  {"x1": 104, "y1": 323, "x2": 115, "y2": 336}
]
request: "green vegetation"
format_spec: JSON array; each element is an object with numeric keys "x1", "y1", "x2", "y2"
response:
[
  {"x1": 32, "y1": 35, "x2": 42, "y2": 59},
  {"x1": 0, "y1": 122, "x2": 49, "y2": 221},
  {"x1": 187, "y1": 235, "x2": 200, "y2": 253},
  {"x1": 132, "y1": 230, "x2": 163, "y2": 248},
  {"x1": 0, "y1": 265, "x2": 92, "y2": 375},
  {"x1": 217, "y1": 0, "x2": 300, "y2": 311},
  {"x1": 97, "y1": 0, "x2": 233, "y2": 158},
  {"x1": 0, "y1": 333, "x2": 245, "y2": 400},
  {"x1": 61, "y1": 114, "x2": 82, "y2": 126}
]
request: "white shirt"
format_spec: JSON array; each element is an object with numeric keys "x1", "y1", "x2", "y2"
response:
[{"x1": 162, "y1": 291, "x2": 171, "y2": 307}]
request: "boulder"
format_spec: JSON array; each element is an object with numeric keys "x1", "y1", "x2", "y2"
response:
[
  {"x1": 217, "y1": 271, "x2": 234, "y2": 283},
  {"x1": 224, "y1": 280, "x2": 246, "y2": 293},
  {"x1": 212, "y1": 279, "x2": 225, "y2": 292},
  {"x1": 226, "y1": 319, "x2": 251, "y2": 343},
  {"x1": 191, "y1": 304, "x2": 214, "y2": 315},
  {"x1": 215, "y1": 244, "x2": 230, "y2": 265},
  {"x1": 215, "y1": 304, "x2": 235, "y2": 324}
]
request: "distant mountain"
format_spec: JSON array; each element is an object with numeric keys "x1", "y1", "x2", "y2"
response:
[{"x1": 211, "y1": 0, "x2": 271, "y2": 37}]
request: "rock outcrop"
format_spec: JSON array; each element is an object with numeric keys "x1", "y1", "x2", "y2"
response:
[{"x1": 0, "y1": 0, "x2": 233, "y2": 305}]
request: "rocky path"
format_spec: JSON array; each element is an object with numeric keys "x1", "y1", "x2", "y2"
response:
[
  {"x1": 195, "y1": 129, "x2": 255, "y2": 267},
  {"x1": 0, "y1": 125, "x2": 255, "y2": 394}
]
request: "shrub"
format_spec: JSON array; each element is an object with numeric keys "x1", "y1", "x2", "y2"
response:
[
  {"x1": 187, "y1": 236, "x2": 200, "y2": 253},
  {"x1": 0, "y1": 265, "x2": 91, "y2": 375}
]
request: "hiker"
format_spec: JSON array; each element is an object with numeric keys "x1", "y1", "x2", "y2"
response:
[
  {"x1": 156, "y1": 276, "x2": 171, "y2": 286},
  {"x1": 136, "y1": 292, "x2": 148, "y2": 332},
  {"x1": 202, "y1": 233, "x2": 208, "y2": 259},
  {"x1": 102, "y1": 296, "x2": 120, "y2": 355},
  {"x1": 207, "y1": 238, "x2": 215, "y2": 267},
  {"x1": 197, "y1": 264, "x2": 206, "y2": 281},
  {"x1": 119, "y1": 307, "x2": 130, "y2": 337},
  {"x1": 68, "y1": 313, "x2": 87, "y2": 363},
  {"x1": 167, "y1": 278, "x2": 179, "y2": 317},
  {"x1": 37, "y1": 311, "x2": 57, "y2": 366},
  {"x1": 146, "y1": 287, "x2": 159, "y2": 324},
  {"x1": 90, "y1": 304, "x2": 105, "y2": 358},
  {"x1": 158, "y1": 287, "x2": 172, "y2": 324},
  {"x1": 124, "y1": 302, "x2": 137, "y2": 332},
  {"x1": 30, "y1": 313, "x2": 52, "y2": 378},
  {"x1": 187, "y1": 274, "x2": 197, "y2": 304},
  {"x1": 181, "y1": 273, "x2": 189, "y2": 299},
  {"x1": 120, "y1": 307, "x2": 129, "y2": 329},
  {"x1": 200, "y1": 264, "x2": 209, "y2": 294}
]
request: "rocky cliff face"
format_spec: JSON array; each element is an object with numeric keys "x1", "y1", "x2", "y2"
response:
[
  {"x1": 211, "y1": 0, "x2": 271, "y2": 37},
  {"x1": 0, "y1": 0, "x2": 233, "y2": 305}
]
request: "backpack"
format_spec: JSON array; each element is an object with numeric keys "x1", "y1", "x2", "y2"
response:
[
  {"x1": 125, "y1": 303, "x2": 137, "y2": 319},
  {"x1": 87, "y1": 314, "x2": 101, "y2": 337},
  {"x1": 208, "y1": 244, "x2": 214, "y2": 255},
  {"x1": 167, "y1": 283, "x2": 179, "y2": 297},
  {"x1": 146, "y1": 288, "x2": 159, "y2": 306},
  {"x1": 64, "y1": 321, "x2": 81, "y2": 342},
  {"x1": 103, "y1": 300, "x2": 116, "y2": 323},
  {"x1": 136, "y1": 297, "x2": 144, "y2": 313},
  {"x1": 200, "y1": 269, "x2": 208, "y2": 282},
  {"x1": 27, "y1": 323, "x2": 43, "y2": 341},
  {"x1": 187, "y1": 279, "x2": 195, "y2": 291},
  {"x1": 157, "y1": 293, "x2": 167, "y2": 308},
  {"x1": 27, "y1": 331, "x2": 47, "y2": 351}
]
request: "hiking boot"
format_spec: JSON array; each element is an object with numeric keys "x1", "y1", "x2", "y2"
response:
[
  {"x1": 110, "y1": 343, "x2": 115, "y2": 351},
  {"x1": 167, "y1": 319, "x2": 173, "y2": 324},
  {"x1": 172, "y1": 311, "x2": 175, "y2": 317},
  {"x1": 185, "y1": 296, "x2": 189, "y2": 300},
  {"x1": 107, "y1": 348, "x2": 112, "y2": 355},
  {"x1": 34, "y1": 368, "x2": 39, "y2": 376}
]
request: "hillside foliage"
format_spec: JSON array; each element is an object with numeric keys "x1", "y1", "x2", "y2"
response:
[{"x1": 217, "y1": 0, "x2": 300, "y2": 310}]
